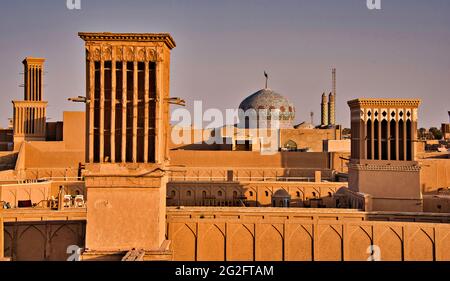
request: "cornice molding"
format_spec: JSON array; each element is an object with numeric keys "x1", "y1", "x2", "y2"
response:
[
  {"x1": 348, "y1": 98, "x2": 421, "y2": 108},
  {"x1": 12, "y1": 101, "x2": 48, "y2": 107},
  {"x1": 348, "y1": 163, "x2": 421, "y2": 172},
  {"x1": 78, "y1": 32, "x2": 176, "y2": 49},
  {"x1": 22, "y1": 57, "x2": 46, "y2": 65}
]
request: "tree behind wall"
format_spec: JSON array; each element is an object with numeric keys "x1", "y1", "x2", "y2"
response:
[{"x1": 429, "y1": 127, "x2": 443, "y2": 140}]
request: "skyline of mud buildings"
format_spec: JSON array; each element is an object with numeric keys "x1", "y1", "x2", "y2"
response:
[{"x1": 0, "y1": 32, "x2": 450, "y2": 261}]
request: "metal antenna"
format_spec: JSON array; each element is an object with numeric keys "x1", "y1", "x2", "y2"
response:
[{"x1": 332, "y1": 68, "x2": 336, "y2": 97}]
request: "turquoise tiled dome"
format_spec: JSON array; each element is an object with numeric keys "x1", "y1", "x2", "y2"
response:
[{"x1": 239, "y1": 88, "x2": 295, "y2": 128}]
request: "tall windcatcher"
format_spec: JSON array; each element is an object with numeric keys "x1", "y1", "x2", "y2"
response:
[
  {"x1": 23, "y1": 58, "x2": 45, "y2": 101},
  {"x1": 12, "y1": 57, "x2": 48, "y2": 150},
  {"x1": 347, "y1": 98, "x2": 422, "y2": 212},
  {"x1": 79, "y1": 32, "x2": 176, "y2": 261}
]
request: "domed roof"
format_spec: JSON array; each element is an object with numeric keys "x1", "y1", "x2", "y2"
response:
[
  {"x1": 238, "y1": 88, "x2": 295, "y2": 128},
  {"x1": 239, "y1": 88, "x2": 295, "y2": 115},
  {"x1": 272, "y1": 189, "x2": 291, "y2": 199}
]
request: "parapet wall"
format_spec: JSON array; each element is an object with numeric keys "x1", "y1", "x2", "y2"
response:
[
  {"x1": 2, "y1": 207, "x2": 450, "y2": 261},
  {"x1": 169, "y1": 151, "x2": 330, "y2": 169},
  {"x1": 167, "y1": 181, "x2": 347, "y2": 207},
  {"x1": 21, "y1": 142, "x2": 84, "y2": 169},
  {"x1": 0, "y1": 180, "x2": 85, "y2": 208},
  {"x1": 167, "y1": 207, "x2": 450, "y2": 261},
  {"x1": 169, "y1": 167, "x2": 334, "y2": 182}
]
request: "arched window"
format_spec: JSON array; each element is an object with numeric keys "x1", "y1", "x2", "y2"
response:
[
  {"x1": 366, "y1": 119, "x2": 372, "y2": 159},
  {"x1": 381, "y1": 119, "x2": 388, "y2": 160},
  {"x1": 390, "y1": 119, "x2": 396, "y2": 160},
  {"x1": 249, "y1": 191, "x2": 254, "y2": 197},
  {"x1": 406, "y1": 119, "x2": 412, "y2": 160},
  {"x1": 296, "y1": 191, "x2": 300, "y2": 197},
  {"x1": 328, "y1": 192, "x2": 332, "y2": 197},
  {"x1": 374, "y1": 119, "x2": 379, "y2": 160},
  {"x1": 187, "y1": 190, "x2": 192, "y2": 197},
  {"x1": 202, "y1": 191, "x2": 207, "y2": 198},
  {"x1": 265, "y1": 191, "x2": 269, "y2": 197},
  {"x1": 218, "y1": 190, "x2": 223, "y2": 197},
  {"x1": 312, "y1": 192, "x2": 316, "y2": 198},
  {"x1": 399, "y1": 120, "x2": 405, "y2": 160},
  {"x1": 171, "y1": 190, "x2": 176, "y2": 198}
]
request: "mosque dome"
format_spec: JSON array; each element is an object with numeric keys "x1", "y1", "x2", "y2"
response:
[{"x1": 238, "y1": 88, "x2": 295, "y2": 128}]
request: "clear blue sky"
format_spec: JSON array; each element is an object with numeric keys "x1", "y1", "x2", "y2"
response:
[{"x1": 0, "y1": 0, "x2": 449, "y2": 128}]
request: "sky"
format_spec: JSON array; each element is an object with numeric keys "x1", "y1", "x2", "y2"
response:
[{"x1": 0, "y1": 0, "x2": 449, "y2": 128}]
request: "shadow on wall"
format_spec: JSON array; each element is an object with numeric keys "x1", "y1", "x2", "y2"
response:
[
  {"x1": 170, "y1": 128, "x2": 232, "y2": 151},
  {"x1": 422, "y1": 188, "x2": 450, "y2": 213},
  {"x1": 280, "y1": 152, "x2": 329, "y2": 169},
  {"x1": 4, "y1": 221, "x2": 85, "y2": 261},
  {"x1": 334, "y1": 187, "x2": 366, "y2": 210},
  {"x1": 0, "y1": 152, "x2": 18, "y2": 171}
]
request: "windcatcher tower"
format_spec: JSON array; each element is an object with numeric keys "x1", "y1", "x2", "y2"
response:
[
  {"x1": 347, "y1": 98, "x2": 422, "y2": 212},
  {"x1": 12, "y1": 57, "x2": 47, "y2": 150},
  {"x1": 79, "y1": 32, "x2": 176, "y2": 260}
]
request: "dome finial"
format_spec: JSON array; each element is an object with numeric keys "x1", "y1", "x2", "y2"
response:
[{"x1": 264, "y1": 71, "x2": 268, "y2": 89}]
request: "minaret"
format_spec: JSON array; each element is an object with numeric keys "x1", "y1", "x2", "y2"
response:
[
  {"x1": 328, "y1": 92, "x2": 335, "y2": 126},
  {"x1": 321, "y1": 92, "x2": 328, "y2": 126}
]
